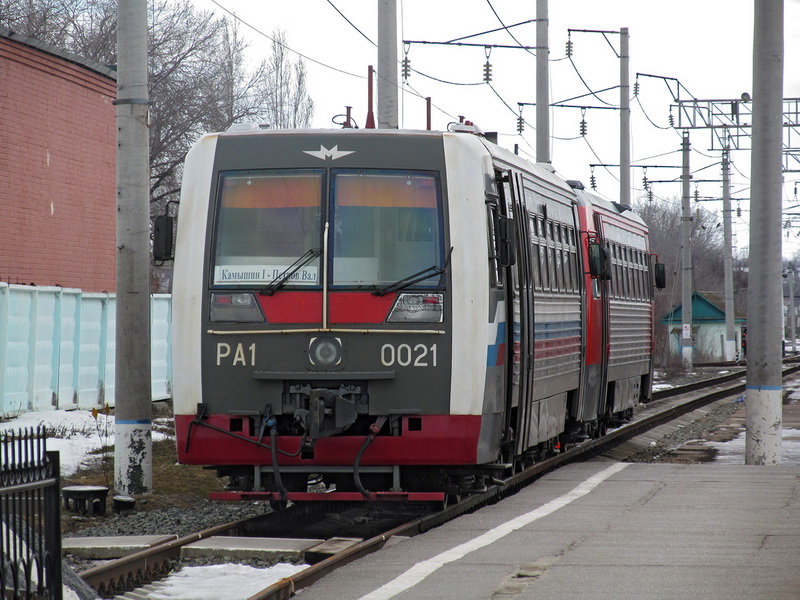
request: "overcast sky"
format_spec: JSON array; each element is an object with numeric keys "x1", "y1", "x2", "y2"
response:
[{"x1": 190, "y1": 0, "x2": 800, "y2": 257}]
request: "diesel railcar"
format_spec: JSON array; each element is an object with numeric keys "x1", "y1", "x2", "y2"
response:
[{"x1": 165, "y1": 124, "x2": 665, "y2": 502}]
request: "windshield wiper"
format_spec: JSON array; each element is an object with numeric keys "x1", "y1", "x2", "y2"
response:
[
  {"x1": 372, "y1": 246, "x2": 453, "y2": 297},
  {"x1": 259, "y1": 248, "x2": 322, "y2": 296}
]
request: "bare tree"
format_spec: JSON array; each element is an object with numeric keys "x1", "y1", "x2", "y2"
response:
[
  {"x1": 262, "y1": 30, "x2": 314, "y2": 129},
  {"x1": 634, "y1": 194, "x2": 747, "y2": 364}
]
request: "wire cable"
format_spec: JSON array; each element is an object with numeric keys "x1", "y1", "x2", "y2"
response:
[
  {"x1": 485, "y1": 0, "x2": 535, "y2": 56},
  {"x1": 568, "y1": 56, "x2": 616, "y2": 107},
  {"x1": 325, "y1": 0, "x2": 375, "y2": 46},
  {"x1": 635, "y1": 95, "x2": 675, "y2": 131},
  {"x1": 210, "y1": 0, "x2": 366, "y2": 79}
]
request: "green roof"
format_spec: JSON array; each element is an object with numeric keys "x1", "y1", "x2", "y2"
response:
[{"x1": 659, "y1": 291, "x2": 746, "y2": 325}]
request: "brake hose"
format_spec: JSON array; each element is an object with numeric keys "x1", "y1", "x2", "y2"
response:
[{"x1": 353, "y1": 415, "x2": 388, "y2": 499}]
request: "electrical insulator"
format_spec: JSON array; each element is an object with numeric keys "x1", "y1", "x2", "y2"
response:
[
  {"x1": 579, "y1": 118, "x2": 587, "y2": 136},
  {"x1": 590, "y1": 173, "x2": 597, "y2": 189},
  {"x1": 566, "y1": 38, "x2": 573, "y2": 58},
  {"x1": 634, "y1": 80, "x2": 640, "y2": 96},
  {"x1": 483, "y1": 61, "x2": 492, "y2": 83},
  {"x1": 694, "y1": 188, "x2": 699, "y2": 202},
  {"x1": 517, "y1": 115, "x2": 524, "y2": 134},
  {"x1": 402, "y1": 56, "x2": 411, "y2": 81},
  {"x1": 737, "y1": 205, "x2": 742, "y2": 217},
  {"x1": 668, "y1": 112, "x2": 675, "y2": 128},
  {"x1": 695, "y1": 206, "x2": 700, "y2": 218},
  {"x1": 648, "y1": 189, "x2": 654, "y2": 202}
]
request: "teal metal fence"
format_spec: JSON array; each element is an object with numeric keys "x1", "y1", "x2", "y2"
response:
[{"x1": 0, "y1": 283, "x2": 171, "y2": 417}]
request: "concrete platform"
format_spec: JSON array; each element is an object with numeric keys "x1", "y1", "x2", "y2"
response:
[
  {"x1": 62, "y1": 535, "x2": 177, "y2": 559},
  {"x1": 296, "y1": 461, "x2": 800, "y2": 600},
  {"x1": 181, "y1": 536, "x2": 325, "y2": 561}
]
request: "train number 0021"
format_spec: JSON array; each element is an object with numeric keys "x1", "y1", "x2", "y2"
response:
[{"x1": 380, "y1": 343, "x2": 438, "y2": 367}]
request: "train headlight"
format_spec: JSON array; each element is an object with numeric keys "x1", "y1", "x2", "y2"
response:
[
  {"x1": 209, "y1": 292, "x2": 266, "y2": 323},
  {"x1": 386, "y1": 293, "x2": 444, "y2": 323},
  {"x1": 308, "y1": 336, "x2": 343, "y2": 368}
]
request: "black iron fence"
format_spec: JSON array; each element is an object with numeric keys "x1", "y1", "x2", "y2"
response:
[{"x1": 0, "y1": 426, "x2": 62, "y2": 599}]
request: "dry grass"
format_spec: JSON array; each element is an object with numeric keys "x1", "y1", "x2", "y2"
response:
[{"x1": 61, "y1": 401, "x2": 227, "y2": 532}]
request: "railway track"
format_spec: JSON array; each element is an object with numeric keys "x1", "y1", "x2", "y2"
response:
[{"x1": 81, "y1": 364, "x2": 798, "y2": 600}]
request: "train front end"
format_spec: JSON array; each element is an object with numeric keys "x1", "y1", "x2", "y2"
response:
[{"x1": 172, "y1": 128, "x2": 498, "y2": 502}]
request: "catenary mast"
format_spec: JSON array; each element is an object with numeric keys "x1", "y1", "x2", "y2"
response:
[{"x1": 115, "y1": 0, "x2": 153, "y2": 493}]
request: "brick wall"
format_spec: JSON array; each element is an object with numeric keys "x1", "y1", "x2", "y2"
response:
[{"x1": 0, "y1": 35, "x2": 117, "y2": 292}]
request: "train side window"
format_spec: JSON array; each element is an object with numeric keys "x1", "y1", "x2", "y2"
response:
[
  {"x1": 529, "y1": 215, "x2": 541, "y2": 289},
  {"x1": 564, "y1": 251, "x2": 572, "y2": 292},
  {"x1": 637, "y1": 255, "x2": 644, "y2": 300},
  {"x1": 625, "y1": 262, "x2": 632, "y2": 299},
  {"x1": 606, "y1": 242, "x2": 618, "y2": 298},
  {"x1": 540, "y1": 243, "x2": 550, "y2": 290},
  {"x1": 620, "y1": 247, "x2": 627, "y2": 298},
  {"x1": 531, "y1": 243, "x2": 541, "y2": 289},
  {"x1": 555, "y1": 247, "x2": 564, "y2": 291},
  {"x1": 621, "y1": 247, "x2": 628, "y2": 299}
]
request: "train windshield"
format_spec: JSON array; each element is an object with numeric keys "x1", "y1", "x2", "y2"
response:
[
  {"x1": 212, "y1": 169, "x2": 324, "y2": 287},
  {"x1": 330, "y1": 169, "x2": 444, "y2": 288}
]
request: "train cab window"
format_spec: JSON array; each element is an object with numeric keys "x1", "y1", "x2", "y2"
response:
[
  {"x1": 330, "y1": 170, "x2": 444, "y2": 288},
  {"x1": 212, "y1": 169, "x2": 324, "y2": 287}
]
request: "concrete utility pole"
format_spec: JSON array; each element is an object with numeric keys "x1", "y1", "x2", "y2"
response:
[
  {"x1": 680, "y1": 131, "x2": 693, "y2": 369},
  {"x1": 619, "y1": 27, "x2": 630, "y2": 206},
  {"x1": 377, "y1": 0, "x2": 398, "y2": 129},
  {"x1": 535, "y1": 0, "x2": 549, "y2": 164},
  {"x1": 746, "y1": 0, "x2": 783, "y2": 466},
  {"x1": 115, "y1": 0, "x2": 152, "y2": 494},
  {"x1": 722, "y1": 146, "x2": 737, "y2": 361},
  {"x1": 788, "y1": 266, "x2": 796, "y2": 353}
]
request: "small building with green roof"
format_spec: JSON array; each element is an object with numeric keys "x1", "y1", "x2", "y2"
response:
[{"x1": 659, "y1": 291, "x2": 746, "y2": 362}]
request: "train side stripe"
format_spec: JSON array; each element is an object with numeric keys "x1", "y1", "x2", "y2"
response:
[{"x1": 486, "y1": 302, "x2": 506, "y2": 367}]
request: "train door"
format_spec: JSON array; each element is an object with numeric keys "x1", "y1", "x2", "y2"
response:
[
  {"x1": 593, "y1": 215, "x2": 611, "y2": 419},
  {"x1": 494, "y1": 169, "x2": 535, "y2": 459}
]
